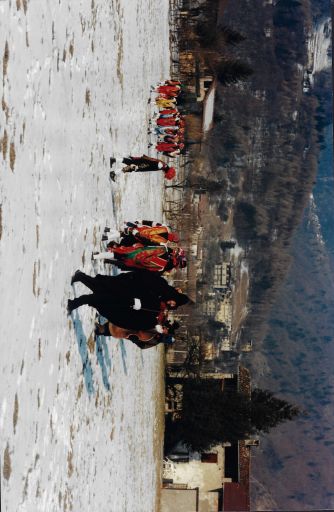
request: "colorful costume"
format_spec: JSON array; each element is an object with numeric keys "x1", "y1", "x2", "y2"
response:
[
  {"x1": 155, "y1": 85, "x2": 180, "y2": 97},
  {"x1": 158, "y1": 108, "x2": 179, "y2": 116},
  {"x1": 157, "y1": 117, "x2": 179, "y2": 127},
  {"x1": 93, "y1": 244, "x2": 184, "y2": 272},
  {"x1": 125, "y1": 225, "x2": 179, "y2": 245},
  {"x1": 156, "y1": 142, "x2": 179, "y2": 153},
  {"x1": 111, "y1": 244, "x2": 172, "y2": 272},
  {"x1": 155, "y1": 98, "x2": 177, "y2": 109}
]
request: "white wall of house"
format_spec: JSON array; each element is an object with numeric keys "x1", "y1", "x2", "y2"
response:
[
  {"x1": 167, "y1": 445, "x2": 224, "y2": 484},
  {"x1": 164, "y1": 446, "x2": 224, "y2": 511}
]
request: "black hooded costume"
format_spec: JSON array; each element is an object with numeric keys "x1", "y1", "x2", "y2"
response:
[{"x1": 68, "y1": 271, "x2": 189, "y2": 331}]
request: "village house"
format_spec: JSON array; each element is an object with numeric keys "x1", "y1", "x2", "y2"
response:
[
  {"x1": 161, "y1": 367, "x2": 256, "y2": 512},
  {"x1": 213, "y1": 263, "x2": 232, "y2": 291},
  {"x1": 215, "y1": 296, "x2": 232, "y2": 329}
]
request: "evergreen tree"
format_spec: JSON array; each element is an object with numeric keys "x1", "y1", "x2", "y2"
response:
[
  {"x1": 251, "y1": 388, "x2": 301, "y2": 432},
  {"x1": 215, "y1": 60, "x2": 253, "y2": 86},
  {"x1": 166, "y1": 379, "x2": 301, "y2": 452}
]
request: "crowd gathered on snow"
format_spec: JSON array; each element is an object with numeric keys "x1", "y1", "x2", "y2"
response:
[{"x1": 68, "y1": 80, "x2": 191, "y2": 350}]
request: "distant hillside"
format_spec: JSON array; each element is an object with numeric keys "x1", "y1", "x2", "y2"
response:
[
  {"x1": 247, "y1": 127, "x2": 334, "y2": 510},
  {"x1": 201, "y1": 0, "x2": 332, "y2": 346}
]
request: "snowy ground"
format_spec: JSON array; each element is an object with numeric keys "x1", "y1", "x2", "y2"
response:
[{"x1": 0, "y1": 1, "x2": 169, "y2": 511}]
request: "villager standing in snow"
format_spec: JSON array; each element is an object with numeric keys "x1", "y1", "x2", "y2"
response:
[
  {"x1": 156, "y1": 116, "x2": 180, "y2": 127},
  {"x1": 153, "y1": 84, "x2": 181, "y2": 97},
  {"x1": 157, "y1": 108, "x2": 179, "y2": 117},
  {"x1": 109, "y1": 155, "x2": 176, "y2": 181},
  {"x1": 156, "y1": 142, "x2": 185, "y2": 157},
  {"x1": 154, "y1": 126, "x2": 183, "y2": 137},
  {"x1": 155, "y1": 97, "x2": 177, "y2": 109}
]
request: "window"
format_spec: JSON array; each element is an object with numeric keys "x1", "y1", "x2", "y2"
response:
[{"x1": 201, "y1": 452, "x2": 218, "y2": 463}]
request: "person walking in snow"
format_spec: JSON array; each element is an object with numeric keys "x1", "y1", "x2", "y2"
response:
[
  {"x1": 109, "y1": 155, "x2": 176, "y2": 181},
  {"x1": 102, "y1": 222, "x2": 180, "y2": 247},
  {"x1": 67, "y1": 270, "x2": 189, "y2": 332},
  {"x1": 92, "y1": 244, "x2": 186, "y2": 273}
]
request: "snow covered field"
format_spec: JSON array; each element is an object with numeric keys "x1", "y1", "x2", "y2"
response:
[{"x1": 0, "y1": 1, "x2": 169, "y2": 510}]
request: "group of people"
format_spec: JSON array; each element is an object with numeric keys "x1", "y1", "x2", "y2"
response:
[
  {"x1": 151, "y1": 80, "x2": 185, "y2": 158},
  {"x1": 108, "y1": 79, "x2": 185, "y2": 182},
  {"x1": 68, "y1": 270, "x2": 189, "y2": 349},
  {"x1": 92, "y1": 220, "x2": 187, "y2": 273},
  {"x1": 69, "y1": 78, "x2": 189, "y2": 349},
  {"x1": 68, "y1": 221, "x2": 189, "y2": 349}
]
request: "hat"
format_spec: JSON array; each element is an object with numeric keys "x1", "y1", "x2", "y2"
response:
[
  {"x1": 164, "y1": 167, "x2": 176, "y2": 180},
  {"x1": 168, "y1": 232, "x2": 180, "y2": 243}
]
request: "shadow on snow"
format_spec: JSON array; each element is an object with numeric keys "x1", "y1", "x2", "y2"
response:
[{"x1": 72, "y1": 311, "x2": 95, "y2": 395}]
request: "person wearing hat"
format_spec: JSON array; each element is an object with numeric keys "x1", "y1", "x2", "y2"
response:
[
  {"x1": 92, "y1": 243, "x2": 184, "y2": 273},
  {"x1": 109, "y1": 154, "x2": 175, "y2": 181},
  {"x1": 102, "y1": 222, "x2": 180, "y2": 247},
  {"x1": 68, "y1": 270, "x2": 190, "y2": 332}
]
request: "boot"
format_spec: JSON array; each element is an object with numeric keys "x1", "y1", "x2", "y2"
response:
[
  {"x1": 71, "y1": 270, "x2": 84, "y2": 285},
  {"x1": 67, "y1": 296, "x2": 90, "y2": 314},
  {"x1": 95, "y1": 322, "x2": 110, "y2": 336},
  {"x1": 71, "y1": 272, "x2": 97, "y2": 291},
  {"x1": 110, "y1": 157, "x2": 116, "y2": 167}
]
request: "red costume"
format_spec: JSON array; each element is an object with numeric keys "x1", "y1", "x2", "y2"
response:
[
  {"x1": 155, "y1": 85, "x2": 180, "y2": 97},
  {"x1": 158, "y1": 108, "x2": 179, "y2": 116},
  {"x1": 156, "y1": 142, "x2": 179, "y2": 153},
  {"x1": 157, "y1": 117, "x2": 179, "y2": 127}
]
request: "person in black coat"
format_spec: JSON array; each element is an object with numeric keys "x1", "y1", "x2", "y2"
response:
[
  {"x1": 67, "y1": 270, "x2": 189, "y2": 331},
  {"x1": 109, "y1": 155, "x2": 176, "y2": 181}
]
